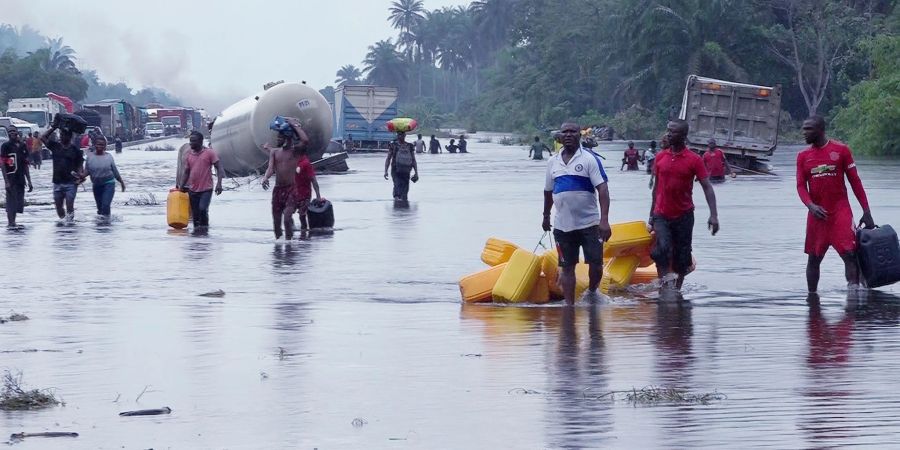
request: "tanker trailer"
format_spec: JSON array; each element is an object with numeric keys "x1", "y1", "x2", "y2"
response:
[{"x1": 177, "y1": 82, "x2": 333, "y2": 183}]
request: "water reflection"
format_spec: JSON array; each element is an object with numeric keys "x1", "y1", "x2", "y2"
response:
[
  {"x1": 546, "y1": 304, "x2": 613, "y2": 449},
  {"x1": 654, "y1": 294, "x2": 694, "y2": 386}
]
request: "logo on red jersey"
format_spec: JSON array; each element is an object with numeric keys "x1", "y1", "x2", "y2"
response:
[{"x1": 811, "y1": 164, "x2": 836, "y2": 177}]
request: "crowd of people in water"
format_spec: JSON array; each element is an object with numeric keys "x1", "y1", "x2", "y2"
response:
[
  {"x1": 2, "y1": 115, "x2": 879, "y2": 300},
  {"x1": 539, "y1": 116, "x2": 875, "y2": 303}
]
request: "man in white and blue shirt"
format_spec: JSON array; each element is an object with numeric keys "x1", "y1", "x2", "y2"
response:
[{"x1": 542, "y1": 122, "x2": 611, "y2": 304}]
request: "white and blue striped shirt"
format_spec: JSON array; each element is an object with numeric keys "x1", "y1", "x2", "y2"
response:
[{"x1": 544, "y1": 147, "x2": 608, "y2": 232}]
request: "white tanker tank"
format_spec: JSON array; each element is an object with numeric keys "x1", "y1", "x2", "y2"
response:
[{"x1": 179, "y1": 82, "x2": 333, "y2": 179}]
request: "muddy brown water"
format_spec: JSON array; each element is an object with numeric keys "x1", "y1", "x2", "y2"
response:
[{"x1": 1, "y1": 138, "x2": 899, "y2": 448}]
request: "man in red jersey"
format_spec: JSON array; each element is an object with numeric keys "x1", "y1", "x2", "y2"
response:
[
  {"x1": 649, "y1": 119, "x2": 719, "y2": 290},
  {"x1": 797, "y1": 116, "x2": 875, "y2": 293},
  {"x1": 702, "y1": 139, "x2": 735, "y2": 182}
]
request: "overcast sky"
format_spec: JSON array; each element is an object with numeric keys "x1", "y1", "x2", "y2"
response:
[{"x1": 7, "y1": 0, "x2": 468, "y2": 113}]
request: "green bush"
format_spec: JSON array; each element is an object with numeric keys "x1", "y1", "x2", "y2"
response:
[{"x1": 833, "y1": 36, "x2": 900, "y2": 156}]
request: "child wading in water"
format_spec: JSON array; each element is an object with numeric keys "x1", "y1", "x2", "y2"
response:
[{"x1": 294, "y1": 145, "x2": 322, "y2": 231}]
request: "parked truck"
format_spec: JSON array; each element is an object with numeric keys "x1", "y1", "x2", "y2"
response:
[
  {"x1": 332, "y1": 85, "x2": 399, "y2": 149},
  {"x1": 679, "y1": 75, "x2": 782, "y2": 173},
  {"x1": 5, "y1": 94, "x2": 71, "y2": 132},
  {"x1": 82, "y1": 99, "x2": 139, "y2": 141},
  {"x1": 157, "y1": 108, "x2": 189, "y2": 135}
]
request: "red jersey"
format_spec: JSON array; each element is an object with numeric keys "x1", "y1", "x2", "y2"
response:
[
  {"x1": 796, "y1": 140, "x2": 868, "y2": 212},
  {"x1": 703, "y1": 148, "x2": 727, "y2": 177},
  {"x1": 652, "y1": 147, "x2": 709, "y2": 219},
  {"x1": 294, "y1": 155, "x2": 316, "y2": 199},
  {"x1": 623, "y1": 148, "x2": 640, "y2": 170}
]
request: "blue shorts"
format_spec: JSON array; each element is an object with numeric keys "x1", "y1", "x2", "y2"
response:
[{"x1": 53, "y1": 183, "x2": 77, "y2": 203}]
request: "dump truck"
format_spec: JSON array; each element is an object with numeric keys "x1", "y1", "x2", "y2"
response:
[{"x1": 679, "y1": 75, "x2": 782, "y2": 173}]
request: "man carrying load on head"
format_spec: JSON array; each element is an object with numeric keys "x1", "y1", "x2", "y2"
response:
[
  {"x1": 542, "y1": 121, "x2": 612, "y2": 305},
  {"x1": 797, "y1": 116, "x2": 875, "y2": 293},
  {"x1": 385, "y1": 128, "x2": 419, "y2": 202}
]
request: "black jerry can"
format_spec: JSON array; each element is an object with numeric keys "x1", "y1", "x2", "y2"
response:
[
  {"x1": 857, "y1": 225, "x2": 900, "y2": 288},
  {"x1": 307, "y1": 199, "x2": 334, "y2": 229}
]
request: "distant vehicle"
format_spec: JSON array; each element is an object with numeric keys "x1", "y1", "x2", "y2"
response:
[
  {"x1": 332, "y1": 85, "x2": 399, "y2": 149},
  {"x1": 5, "y1": 95, "x2": 70, "y2": 132},
  {"x1": 0, "y1": 126, "x2": 8, "y2": 144},
  {"x1": 82, "y1": 99, "x2": 139, "y2": 141},
  {"x1": 0, "y1": 117, "x2": 39, "y2": 137},
  {"x1": 679, "y1": 75, "x2": 782, "y2": 173},
  {"x1": 145, "y1": 121, "x2": 165, "y2": 138}
]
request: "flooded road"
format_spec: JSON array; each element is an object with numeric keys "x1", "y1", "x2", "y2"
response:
[{"x1": 1, "y1": 137, "x2": 899, "y2": 448}]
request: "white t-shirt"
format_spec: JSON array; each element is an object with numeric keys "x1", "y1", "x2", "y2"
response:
[
  {"x1": 414, "y1": 139, "x2": 426, "y2": 153},
  {"x1": 544, "y1": 148, "x2": 608, "y2": 232}
]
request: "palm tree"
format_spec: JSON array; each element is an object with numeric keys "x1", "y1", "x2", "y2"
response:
[
  {"x1": 471, "y1": 0, "x2": 518, "y2": 54},
  {"x1": 388, "y1": 0, "x2": 425, "y2": 34},
  {"x1": 362, "y1": 39, "x2": 408, "y2": 88},
  {"x1": 335, "y1": 65, "x2": 362, "y2": 86},
  {"x1": 611, "y1": 0, "x2": 752, "y2": 107},
  {"x1": 29, "y1": 37, "x2": 79, "y2": 74}
]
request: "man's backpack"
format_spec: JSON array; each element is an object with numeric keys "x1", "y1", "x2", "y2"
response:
[{"x1": 394, "y1": 142, "x2": 414, "y2": 168}]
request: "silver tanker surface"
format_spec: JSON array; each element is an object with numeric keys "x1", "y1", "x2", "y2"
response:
[{"x1": 182, "y1": 82, "x2": 333, "y2": 179}]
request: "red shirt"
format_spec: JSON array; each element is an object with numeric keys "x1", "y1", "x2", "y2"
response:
[
  {"x1": 703, "y1": 148, "x2": 727, "y2": 177},
  {"x1": 796, "y1": 140, "x2": 868, "y2": 211},
  {"x1": 652, "y1": 147, "x2": 709, "y2": 219},
  {"x1": 294, "y1": 155, "x2": 316, "y2": 199}
]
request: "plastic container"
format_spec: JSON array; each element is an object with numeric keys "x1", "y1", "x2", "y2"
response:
[
  {"x1": 601, "y1": 255, "x2": 642, "y2": 292},
  {"x1": 492, "y1": 249, "x2": 542, "y2": 303},
  {"x1": 166, "y1": 189, "x2": 190, "y2": 229},
  {"x1": 857, "y1": 225, "x2": 900, "y2": 288},
  {"x1": 307, "y1": 199, "x2": 334, "y2": 229},
  {"x1": 630, "y1": 264, "x2": 659, "y2": 285},
  {"x1": 481, "y1": 238, "x2": 519, "y2": 266},
  {"x1": 541, "y1": 249, "x2": 561, "y2": 296},
  {"x1": 527, "y1": 274, "x2": 551, "y2": 304},
  {"x1": 459, "y1": 263, "x2": 508, "y2": 303},
  {"x1": 604, "y1": 221, "x2": 653, "y2": 258}
]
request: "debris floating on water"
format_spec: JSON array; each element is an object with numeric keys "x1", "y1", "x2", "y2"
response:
[
  {"x1": 123, "y1": 193, "x2": 159, "y2": 206},
  {"x1": 0, "y1": 371, "x2": 61, "y2": 411},
  {"x1": 507, "y1": 388, "x2": 543, "y2": 395},
  {"x1": 594, "y1": 386, "x2": 727, "y2": 406},
  {"x1": 199, "y1": 289, "x2": 226, "y2": 298},
  {"x1": 119, "y1": 406, "x2": 172, "y2": 416},
  {"x1": 351, "y1": 418, "x2": 368, "y2": 428},
  {"x1": 0, "y1": 312, "x2": 29, "y2": 324},
  {"x1": 9, "y1": 432, "x2": 79, "y2": 442}
]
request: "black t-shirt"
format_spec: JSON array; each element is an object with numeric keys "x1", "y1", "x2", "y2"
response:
[
  {"x1": 1, "y1": 140, "x2": 29, "y2": 185},
  {"x1": 46, "y1": 141, "x2": 85, "y2": 184}
]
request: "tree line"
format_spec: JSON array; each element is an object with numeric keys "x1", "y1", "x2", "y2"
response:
[
  {"x1": 334, "y1": 0, "x2": 898, "y2": 155},
  {"x1": 0, "y1": 24, "x2": 180, "y2": 113}
]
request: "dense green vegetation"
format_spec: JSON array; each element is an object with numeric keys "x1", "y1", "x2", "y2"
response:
[
  {"x1": 337, "y1": 0, "x2": 898, "y2": 153},
  {"x1": 0, "y1": 24, "x2": 180, "y2": 111}
]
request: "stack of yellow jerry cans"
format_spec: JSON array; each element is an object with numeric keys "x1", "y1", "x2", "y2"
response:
[{"x1": 459, "y1": 221, "x2": 659, "y2": 303}]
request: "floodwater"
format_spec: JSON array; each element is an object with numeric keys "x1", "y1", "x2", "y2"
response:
[{"x1": 1, "y1": 137, "x2": 899, "y2": 449}]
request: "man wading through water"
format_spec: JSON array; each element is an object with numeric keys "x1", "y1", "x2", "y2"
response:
[
  {"x1": 41, "y1": 119, "x2": 85, "y2": 222},
  {"x1": 649, "y1": 119, "x2": 719, "y2": 290},
  {"x1": 797, "y1": 116, "x2": 875, "y2": 293},
  {"x1": 384, "y1": 131, "x2": 419, "y2": 201},
  {"x1": 543, "y1": 122, "x2": 611, "y2": 304},
  {"x1": 179, "y1": 131, "x2": 224, "y2": 229},
  {"x1": 262, "y1": 117, "x2": 310, "y2": 240},
  {"x1": 1, "y1": 127, "x2": 33, "y2": 229}
]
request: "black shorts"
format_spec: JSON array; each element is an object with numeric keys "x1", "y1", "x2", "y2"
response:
[
  {"x1": 651, "y1": 210, "x2": 694, "y2": 274},
  {"x1": 553, "y1": 225, "x2": 603, "y2": 267},
  {"x1": 5, "y1": 183, "x2": 25, "y2": 214}
]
